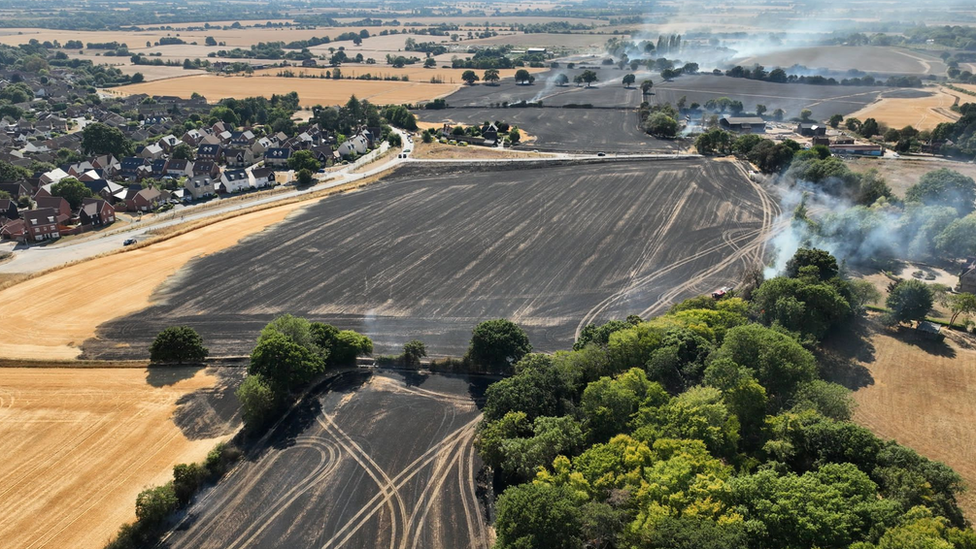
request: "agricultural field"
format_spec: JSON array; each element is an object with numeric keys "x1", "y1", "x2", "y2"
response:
[
  {"x1": 650, "y1": 74, "x2": 886, "y2": 121},
  {"x1": 417, "y1": 107, "x2": 681, "y2": 153},
  {"x1": 84, "y1": 159, "x2": 778, "y2": 359},
  {"x1": 0, "y1": 199, "x2": 306, "y2": 361},
  {"x1": 161, "y1": 370, "x2": 490, "y2": 549},
  {"x1": 109, "y1": 74, "x2": 457, "y2": 107},
  {"x1": 847, "y1": 86, "x2": 962, "y2": 131},
  {"x1": 847, "y1": 156, "x2": 976, "y2": 197},
  {"x1": 823, "y1": 317, "x2": 976, "y2": 516},
  {"x1": 438, "y1": 67, "x2": 648, "y2": 108},
  {"x1": 0, "y1": 366, "x2": 242, "y2": 549},
  {"x1": 732, "y1": 46, "x2": 948, "y2": 76},
  {"x1": 251, "y1": 66, "x2": 545, "y2": 86}
]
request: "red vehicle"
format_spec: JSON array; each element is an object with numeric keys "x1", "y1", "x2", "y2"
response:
[{"x1": 712, "y1": 286, "x2": 733, "y2": 299}]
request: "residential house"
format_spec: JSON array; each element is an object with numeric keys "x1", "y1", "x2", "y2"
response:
[
  {"x1": 481, "y1": 123, "x2": 499, "y2": 144},
  {"x1": 79, "y1": 198, "x2": 115, "y2": 227},
  {"x1": 311, "y1": 144, "x2": 335, "y2": 167},
  {"x1": 719, "y1": 115, "x2": 766, "y2": 134},
  {"x1": 182, "y1": 129, "x2": 204, "y2": 146},
  {"x1": 337, "y1": 135, "x2": 369, "y2": 157},
  {"x1": 224, "y1": 147, "x2": 254, "y2": 168},
  {"x1": 125, "y1": 186, "x2": 163, "y2": 212},
  {"x1": 35, "y1": 196, "x2": 72, "y2": 218},
  {"x1": 197, "y1": 144, "x2": 223, "y2": 162},
  {"x1": 253, "y1": 137, "x2": 273, "y2": 156},
  {"x1": 193, "y1": 160, "x2": 220, "y2": 179},
  {"x1": 249, "y1": 167, "x2": 276, "y2": 189},
  {"x1": 163, "y1": 159, "x2": 194, "y2": 178},
  {"x1": 186, "y1": 175, "x2": 216, "y2": 200},
  {"x1": 83, "y1": 179, "x2": 125, "y2": 203},
  {"x1": 230, "y1": 130, "x2": 256, "y2": 147},
  {"x1": 39, "y1": 168, "x2": 70, "y2": 186},
  {"x1": 151, "y1": 158, "x2": 168, "y2": 178},
  {"x1": 141, "y1": 143, "x2": 164, "y2": 160},
  {"x1": 158, "y1": 134, "x2": 181, "y2": 153},
  {"x1": 0, "y1": 198, "x2": 18, "y2": 220},
  {"x1": 264, "y1": 147, "x2": 292, "y2": 168},
  {"x1": 120, "y1": 157, "x2": 147, "y2": 180},
  {"x1": 23, "y1": 207, "x2": 60, "y2": 242},
  {"x1": 0, "y1": 219, "x2": 25, "y2": 242},
  {"x1": 219, "y1": 169, "x2": 250, "y2": 193},
  {"x1": 0, "y1": 182, "x2": 33, "y2": 199}
]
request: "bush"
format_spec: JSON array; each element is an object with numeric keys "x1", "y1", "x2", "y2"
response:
[
  {"x1": 149, "y1": 326, "x2": 209, "y2": 364},
  {"x1": 331, "y1": 330, "x2": 374, "y2": 365},
  {"x1": 236, "y1": 374, "x2": 279, "y2": 430}
]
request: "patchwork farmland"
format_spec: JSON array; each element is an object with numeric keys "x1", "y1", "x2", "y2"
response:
[
  {"x1": 161, "y1": 370, "x2": 490, "y2": 549},
  {"x1": 84, "y1": 158, "x2": 778, "y2": 359}
]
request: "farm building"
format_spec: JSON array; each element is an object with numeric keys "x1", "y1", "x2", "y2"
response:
[
  {"x1": 796, "y1": 123, "x2": 826, "y2": 137},
  {"x1": 828, "y1": 144, "x2": 884, "y2": 156},
  {"x1": 719, "y1": 115, "x2": 766, "y2": 134},
  {"x1": 916, "y1": 321, "x2": 945, "y2": 341}
]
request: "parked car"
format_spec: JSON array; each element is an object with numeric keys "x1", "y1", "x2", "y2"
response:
[{"x1": 123, "y1": 237, "x2": 137, "y2": 246}]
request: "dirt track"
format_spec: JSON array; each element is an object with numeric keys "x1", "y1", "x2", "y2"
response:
[
  {"x1": 0, "y1": 366, "x2": 241, "y2": 549},
  {"x1": 85, "y1": 159, "x2": 779, "y2": 358},
  {"x1": 162, "y1": 370, "x2": 490, "y2": 549},
  {"x1": 0, "y1": 200, "x2": 307, "y2": 360}
]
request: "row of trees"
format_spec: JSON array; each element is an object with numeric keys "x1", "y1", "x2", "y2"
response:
[{"x1": 478, "y1": 248, "x2": 973, "y2": 548}]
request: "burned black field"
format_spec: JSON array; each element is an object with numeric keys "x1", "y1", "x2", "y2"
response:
[
  {"x1": 650, "y1": 74, "x2": 885, "y2": 120},
  {"x1": 84, "y1": 159, "x2": 778, "y2": 359},
  {"x1": 416, "y1": 107, "x2": 681, "y2": 153},
  {"x1": 162, "y1": 370, "x2": 491, "y2": 549},
  {"x1": 443, "y1": 67, "x2": 645, "y2": 108}
]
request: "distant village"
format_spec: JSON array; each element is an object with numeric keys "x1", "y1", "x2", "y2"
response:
[{"x1": 0, "y1": 67, "x2": 386, "y2": 244}]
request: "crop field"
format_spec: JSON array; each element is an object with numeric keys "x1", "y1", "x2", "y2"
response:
[
  {"x1": 847, "y1": 86, "x2": 962, "y2": 131},
  {"x1": 440, "y1": 67, "x2": 648, "y2": 108},
  {"x1": 824, "y1": 318, "x2": 976, "y2": 516},
  {"x1": 110, "y1": 75, "x2": 456, "y2": 106},
  {"x1": 0, "y1": 366, "x2": 241, "y2": 549},
  {"x1": 732, "y1": 46, "x2": 947, "y2": 76},
  {"x1": 161, "y1": 370, "x2": 489, "y2": 549},
  {"x1": 416, "y1": 107, "x2": 680, "y2": 153},
  {"x1": 464, "y1": 31, "x2": 624, "y2": 49},
  {"x1": 0, "y1": 199, "x2": 305, "y2": 361},
  {"x1": 651, "y1": 74, "x2": 885, "y2": 121},
  {"x1": 250, "y1": 66, "x2": 545, "y2": 86},
  {"x1": 84, "y1": 159, "x2": 778, "y2": 359}
]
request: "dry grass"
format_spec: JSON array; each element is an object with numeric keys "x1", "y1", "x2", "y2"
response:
[
  {"x1": 848, "y1": 87, "x2": 962, "y2": 130},
  {"x1": 108, "y1": 74, "x2": 458, "y2": 106},
  {"x1": 0, "y1": 367, "x2": 232, "y2": 549},
  {"x1": 841, "y1": 317, "x2": 976, "y2": 517},
  {"x1": 847, "y1": 156, "x2": 976, "y2": 198},
  {"x1": 411, "y1": 141, "x2": 553, "y2": 159}
]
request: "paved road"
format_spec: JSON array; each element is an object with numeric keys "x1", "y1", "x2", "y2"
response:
[{"x1": 0, "y1": 130, "x2": 409, "y2": 274}]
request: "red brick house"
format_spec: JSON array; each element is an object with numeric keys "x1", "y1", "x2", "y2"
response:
[
  {"x1": 35, "y1": 196, "x2": 72, "y2": 218},
  {"x1": 79, "y1": 198, "x2": 116, "y2": 227},
  {"x1": 23, "y1": 207, "x2": 60, "y2": 242},
  {"x1": 0, "y1": 219, "x2": 26, "y2": 242}
]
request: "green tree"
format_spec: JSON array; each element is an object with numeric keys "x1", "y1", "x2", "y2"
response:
[
  {"x1": 800, "y1": 109, "x2": 813, "y2": 121},
  {"x1": 885, "y1": 279, "x2": 934, "y2": 325},
  {"x1": 713, "y1": 324, "x2": 817, "y2": 408},
  {"x1": 130, "y1": 72, "x2": 145, "y2": 84},
  {"x1": 402, "y1": 339, "x2": 427, "y2": 366},
  {"x1": 482, "y1": 354, "x2": 574, "y2": 422},
  {"x1": 423, "y1": 57, "x2": 436, "y2": 68},
  {"x1": 790, "y1": 379, "x2": 855, "y2": 420},
  {"x1": 906, "y1": 168, "x2": 976, "y2": 216},
  {"x1": 205, "y1": 36, "x2": 217, "y2": 46},
  {"x1": 235, "y1": 374, "x2": 278, "y2": 430},
  {"x1": 135, "y1": 484, "x2": 178, "y2": 528},
  {"x1": 637, "y1": 386, "x2": 740, "y2": 459},
  {"x1": 288, "y1": 149, "x2": 321, "y2": 173},
  {"x1": 622, "y1": 73, "x2": 636, "y2": 87},
  {"x1": 644, "y1": 112, "x2": 678, "y2": 138},
  {"x1": 81, "y1": 123, "x2": 133, "y2": 157},
  {"x1": 172, "y1": 463, "x2": 203, "y2": 507},
  {"x1": 785, "y1": 247, "x2": 839, "y2": 280},
  {"x1": 640, "y1": 79, "x2": 653, "y2": 96},
  {"x1": 828, "y1": 113, "x2": 844, "y2": 128},
  {"x1": 467, "y1": 319, "x2": 532, "y2": 373},
  {"x1": 861, "y1": 117, "x2": 880, "y2": 138},
  {"x1": 483, "y1": 68, "x2": 500, "y2": 85},
  {"x1": 170, "y1": 143, "x2": 194, "y2": 160},
  {"x1": 461, "y1": 69, "x2": 479, "y2": 85},
  {"x1": 936, "y1": 213, "x2": 976, "y2": 257},
  {"x1": 331, "y1": 330, "x2": 373, "y2": 365},
  {"x1": 581, "y1": 368, "x2": 669, "y2": 443},
  {"x1": 248, "y1": 331, "x2": 324, "y2": 392},
  {"x1": 554, "y1": 73, "x2": 569, "y2": 86},
  {"x1": 580, "y1": 70, "x2": 598, "y2": 87},
  {"x1": 51, "y1": 177, "x2": 94, "y2": 210},
  {"x1": 495, "y1": 482, "x2": 582, "y2": 549},
  {"x1": 149, "y1": 326, "x2": 209, "y2": 364},
  {"x1": 948, "y1": 292, "x2": 976, "y2": 326},
  {"x1": 508, "y1": 126, "x2": 521, "y2": 144},
  {"x1": 296, "y1": 168, "x2": 314, "y2": 186},
  {"x1": 514, "y1": 69, "x2": 535, "y2": 84}
]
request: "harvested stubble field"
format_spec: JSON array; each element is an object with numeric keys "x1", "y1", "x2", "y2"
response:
[
  {"x1": 84, "y1": 159, "x2": 778, "y2": 359},
  {"x1": 847, "y1": 86, "x2": 962, "y2": 131},
  {"x1": 111, "y1": 74, "x2": 457, "y2": 106},
  {"x1": 162, "y1": 370, "x2": 490, "y2": 549},
  {"x1": 0, "y1": 366, "x2": 242, "y2": 549},
  {"x1": 416, "y1": 107, "x2": 680, "y2": 153},
  {"x1": 823, "y1": 317, "x2": 976, "y2": 516},
  {"x1": 847, "y1": 156, "x2": 976, "y2": 197},
  {"x1": 650, "y1": 74, "x2": 885, "y2": 121},
  {"x1": 250, "y1": 66, "x2": 545, "y2": 86},
  {"x1": 0, "y1": 199, "x2": 307, "y2": 361},
  {"x1": 733, "y1": 46, "x2": 948, "y2": 76}
]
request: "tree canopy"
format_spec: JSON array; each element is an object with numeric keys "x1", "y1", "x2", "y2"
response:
[{"x1": 149, "y1": 326, "x2": 209, "y2": 364}]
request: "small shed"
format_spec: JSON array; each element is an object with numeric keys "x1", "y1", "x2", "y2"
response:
[{"x1": 916, "y1": 321, "x2": 945, "y2": 342}]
